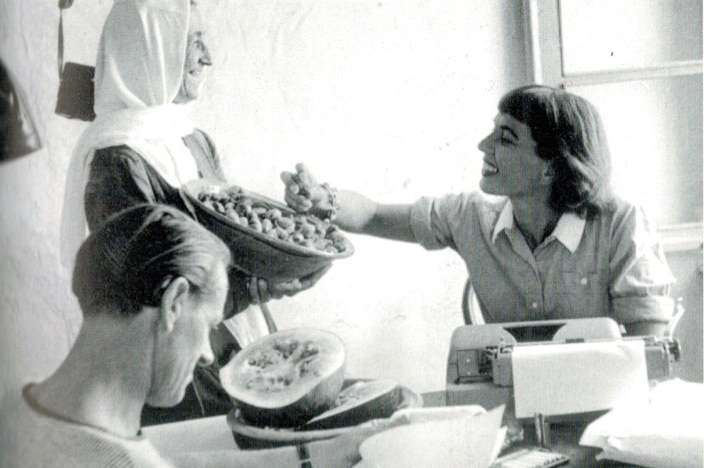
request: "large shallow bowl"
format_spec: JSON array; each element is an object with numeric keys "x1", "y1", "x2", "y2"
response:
[
  {"x1": 181, "y1": 179, "x2": 354, "y2": 281},
  {"x1": 227, "y1": 379, "x2": 423, "y2": 450}
]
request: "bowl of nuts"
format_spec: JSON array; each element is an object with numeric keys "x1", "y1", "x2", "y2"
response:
[{"x1": 181, "y1": 179, "x2": 354, "y2": 281}]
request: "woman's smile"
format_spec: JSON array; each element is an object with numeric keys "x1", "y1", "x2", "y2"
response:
[{"x1": 481, "y1": 158, "x2": 498, "y2": 176}]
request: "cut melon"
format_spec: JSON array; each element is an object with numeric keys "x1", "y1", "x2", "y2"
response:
[
  {"x1": 301, "y1": 379, "x2": 401, "y2": 430},
  {"x1": 219, "y1": 328, "x2": 346, "y2": 428}
]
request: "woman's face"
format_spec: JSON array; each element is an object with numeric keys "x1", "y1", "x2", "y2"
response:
[
  {"x1": 174, "y1": 8, "x2": 212, "y2": 104},
  {"x1": 477, "y1": 113, "x2": 552, "y2": 201}
]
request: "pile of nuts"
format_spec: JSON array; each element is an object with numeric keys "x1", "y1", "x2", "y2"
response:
[{"x1": 198, "y1": 185, "x2": 347, "y2": 254}]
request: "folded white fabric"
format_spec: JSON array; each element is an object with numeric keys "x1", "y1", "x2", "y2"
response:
[{"x1": 580, "y1": 379, "x2": 704, "y2": 468}]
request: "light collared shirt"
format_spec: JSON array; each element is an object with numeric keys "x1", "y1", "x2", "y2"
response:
[{"x1": 410, "y1": 192, "x2": 675, "y2": 324}]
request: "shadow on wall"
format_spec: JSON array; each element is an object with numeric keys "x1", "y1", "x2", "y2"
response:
[{"x1": 667, "y1": 248, "x2": 704, "y2": 383}]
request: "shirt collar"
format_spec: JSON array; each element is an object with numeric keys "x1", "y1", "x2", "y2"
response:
[
  {"x1": 492, "y1": 199, "x2": 515, "y2": 243},
  {"x1": 492, "y1": 200, "x2": 586, "y2": 253}
]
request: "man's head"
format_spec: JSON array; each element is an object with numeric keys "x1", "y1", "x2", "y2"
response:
[
  {"x1": 72, "y1": 204, "x2": 231, "y2": 405},
  {"x1": 497, "y1": 85, "x2": 613, "y2": 216}
]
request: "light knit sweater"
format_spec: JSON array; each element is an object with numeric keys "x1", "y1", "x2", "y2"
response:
[{"x1": 0, "y1": 385, "x2": 174, "y2": 468}]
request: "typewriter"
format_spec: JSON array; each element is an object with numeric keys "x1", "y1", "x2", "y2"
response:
[{"x1": 445, "y1": 317, "x2": 681, "y2": 418}]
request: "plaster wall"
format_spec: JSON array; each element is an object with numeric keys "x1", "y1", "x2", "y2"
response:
[
  {"x1": 2, "y1": 0, "x2": 700, "y2": 408},
  {"x1": 0, "y1": 0, "x2": 527, "y2": 399}
]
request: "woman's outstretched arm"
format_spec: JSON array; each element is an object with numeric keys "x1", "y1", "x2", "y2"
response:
[{"x1": 281, "y1": 163, "x2": 416, "y2": 242}]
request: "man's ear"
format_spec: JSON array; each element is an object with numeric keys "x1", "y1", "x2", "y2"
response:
[{"x1": 159, "y1": 277, "x2": 190, "y2": 333}]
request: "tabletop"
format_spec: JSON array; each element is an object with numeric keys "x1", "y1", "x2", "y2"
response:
[
  {"x1": 423, "y1": 390, "x2": 637, "y2": 467},
  {"x1": 144, "y1": 390, "x2": 638, "y2": 467}
]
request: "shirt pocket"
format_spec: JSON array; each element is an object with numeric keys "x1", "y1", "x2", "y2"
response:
[{"x1": 555, "y1": 272, "x2": 603, "y2": 319}]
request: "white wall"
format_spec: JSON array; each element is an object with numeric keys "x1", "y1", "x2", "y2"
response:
[{"x1": 0, "y1": 0, "x2": 528, "y2": 399}]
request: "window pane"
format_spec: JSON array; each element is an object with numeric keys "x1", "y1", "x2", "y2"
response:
[
  {"x1": 570, "y1": 75, "x2": 703, "y2": 226},
  {"x1": 560, "y1": 0, "x2": 702, "y2": 74}
]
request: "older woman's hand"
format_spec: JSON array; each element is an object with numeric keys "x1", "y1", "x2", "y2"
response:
[{"x1": 249, "y1": 263, "x2": 332, "y2": 304}]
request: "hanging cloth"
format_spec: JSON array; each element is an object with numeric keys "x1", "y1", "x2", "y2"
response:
[
  {"x1": 59, "y1": 0, "x2": 199, "y2": 270},
  {"x1": 55, "y1": 0, "x2": 96, "y2": 121}
]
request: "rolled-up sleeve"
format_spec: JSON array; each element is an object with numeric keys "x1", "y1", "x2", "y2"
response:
[
  {"x1": 609, "y1": 205, "x2": 676, "y2": 324},
  {"x1": 410, "y1": 194, "x2": 469, "y2": 251},
  {"x1": 410, "y1": 196, "x2": 442, "y2": 249}
]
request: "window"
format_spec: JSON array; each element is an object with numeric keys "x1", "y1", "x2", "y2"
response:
[{"x1": 524, "y1": 0, "x2": 703, "y2": 251}]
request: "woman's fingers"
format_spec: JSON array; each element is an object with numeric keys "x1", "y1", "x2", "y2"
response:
[
  {"x1": 282, "y1": 164, "x2": 318, "y2": 197},
  {"x1": 294, "y1": 163, "x2": 314, "y2": 192},
  {"x1": 284, "y1": 193, "x2": 313, "y2": 211},
  {"x1": 281, "y1": 172, "x2": 302, "y2": 199},
  {"x1": 280, "y1": 171, "x2": 298, "y2": 193},
  {"x1": 281, "y1": 171, "x2": 313, "y2": 211}
]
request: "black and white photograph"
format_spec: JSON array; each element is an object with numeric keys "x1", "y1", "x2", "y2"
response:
[{"x1": 1, "y1": 0, "x2": 702, "y2": 466}]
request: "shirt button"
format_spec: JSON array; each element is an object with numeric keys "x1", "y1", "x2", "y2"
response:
[
  {"x1": 580, "y1": 277, "x2": 588, "y2": 285},
  {"x1": 531, "y1": 302, "x2": 538, "y2": 309}
]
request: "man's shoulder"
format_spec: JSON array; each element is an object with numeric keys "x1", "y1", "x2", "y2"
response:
[
  {"x1": 0, "y1": 387, "x2": 171, "y2": 468},
  {"x1": 0, "y1": 386, "x2": 73, "y2": 468}
]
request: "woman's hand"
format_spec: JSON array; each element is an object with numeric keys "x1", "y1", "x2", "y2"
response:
[
  {"x1": 248, "y1": 264, "x2": 332, "y2": 304},
  {"x1": 280, "y1": 163, "x2": 329, "y2": 213}
]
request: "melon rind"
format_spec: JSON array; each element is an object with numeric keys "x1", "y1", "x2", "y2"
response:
[
  {"x1": 220, "y1": 328, "x2": 346, "y2": 428},
  {"x1": 300, "y1": 379, "x2": 401, "y2": 430}
]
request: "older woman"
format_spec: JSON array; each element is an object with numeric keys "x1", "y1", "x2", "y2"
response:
[
  {"x1": 282, "y1": 85, "x2": 675, "y2": 337},
  {"x1": 60, "y1": 0, "x2": 326, "y2": 424},
  {"x1": 4, "y1": 204, "x2": 394, "y2": 467}
]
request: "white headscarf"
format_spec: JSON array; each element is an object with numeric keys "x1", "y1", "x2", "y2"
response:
[{"x1": 60, "y1": 0, "x2": 200, "y2": 270}]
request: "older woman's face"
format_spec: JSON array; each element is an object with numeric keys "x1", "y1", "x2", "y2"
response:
[{"x1": 174, "y1": 8, "x2": 212, "y2": 104}]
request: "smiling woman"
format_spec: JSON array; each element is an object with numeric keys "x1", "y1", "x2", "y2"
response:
[
  {"x1": 477, "y1": 113, "x2": 554, "y2": 224},
  {"x1": 281, "y1": 85, "x2": 676, "y2": 337}
]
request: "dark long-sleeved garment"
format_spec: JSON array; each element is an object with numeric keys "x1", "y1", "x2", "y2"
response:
[{"x1": 85, "y1": 129, "x2": 253, "y2": 424}]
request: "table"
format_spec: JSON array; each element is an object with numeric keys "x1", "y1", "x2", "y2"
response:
[
  {"x1": 423, "y1": 390, "x2": 636, "y2": 467},
  {"x1": 144, "y1": 390, "x2": 637, "y2": 467}
]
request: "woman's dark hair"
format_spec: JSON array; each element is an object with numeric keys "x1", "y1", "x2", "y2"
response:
[
  {"x1": 72, "y1": 204, "x2": 231, "y2": 316},
  {"x1": 498, "y1": 85, "x2": 613, "y2": 216}
]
